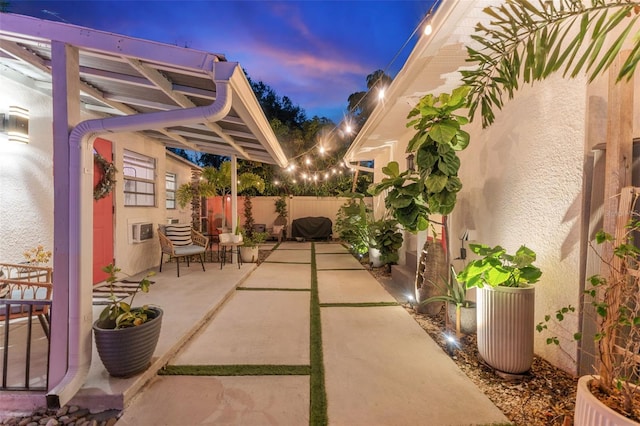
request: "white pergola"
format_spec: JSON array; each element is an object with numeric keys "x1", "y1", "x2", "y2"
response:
[{"x1": 0, "y1": 13, "x2": 289, "y2": 407}]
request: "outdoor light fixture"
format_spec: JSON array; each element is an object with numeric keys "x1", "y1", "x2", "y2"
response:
[
  {"x1": 1, "y1": 106, "x2": 29, "y2": 143},
  {"x1": 444, "y1": 333, "x2": 458, "y2": 356},
  {"x1": 424, "y1": 22, "x2": 433, "y2": 36},
  {"x1": 406, "y1": 153, "x2": 415, "y2": 171},
  {"x1": 406, "y1": 294, "x2": 415, "y2": 308}
]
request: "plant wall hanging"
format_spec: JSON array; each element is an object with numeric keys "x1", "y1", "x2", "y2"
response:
[{"x1": 94, "y1": 152, "x2": 117, "y2": 201}]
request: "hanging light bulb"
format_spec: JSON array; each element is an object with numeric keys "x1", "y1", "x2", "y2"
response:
[
  {"x1": 345, "y1": 123, "x2": 353, "y2": 134},
  {"x1": 378, "y1": 87, "x2": 385, "y2": 101},
  {"x1": 292, "y1": 179, "x2": 297, "y2": 184},
  {"x1": 424, "y1": 22, "x2": 433, "y2": 36},
  {"x1": 305, "y1": 157, "x2": 311, "y2": 165},
  {"x1": 331, "y1": 168, "x2": 336, "y2": 174},
  {"x1": 274, "y1": 180, "x2": 280, "y2": 186},
  {"x1": 324, "y1": 173, "x2": 329, "y2": 179},
  {"x1": 302, "y1": 172, "x2": 308, "y2": 179},
  {"x1": 313, "y1": 175, "x2": 318, "y2": 181},
  {"x1": 318, "y1": 146, "x2": 325, "y2": 155}
]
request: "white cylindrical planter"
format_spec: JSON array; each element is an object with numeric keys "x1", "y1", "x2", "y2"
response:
[
  {"x1": 575, "y1": 375, "x2": 638, "y2": 426},
  {"x1": 240, "y1": 246, "x2": 259, "y2": 263},
  {"x1": 476, "y1": 285, "x2": 535, "y2": 374},
  {"x1": 369, "y1": 247, "x2": 382, "y2": 267}
]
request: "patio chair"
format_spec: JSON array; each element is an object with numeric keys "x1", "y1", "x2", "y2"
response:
[
  {"x1": 269, "y1": 215, "x2": 287, "y2": 242},
  {"x1": 158, "y1": 224, "x2": 209, "y2": 277},
  {"x1": 0, "y1": 263, "x2": 53, "y2": 338}
]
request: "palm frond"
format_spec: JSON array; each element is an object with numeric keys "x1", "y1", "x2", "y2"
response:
[{"x1": 464, "y1": 0, "x2": 640, "y2": 128}]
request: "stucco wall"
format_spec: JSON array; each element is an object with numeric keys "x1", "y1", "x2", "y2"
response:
[
  {"x1": 0, "y1": 76, "x2": 199, "y2": 277},
  {"x1": 450, "y1": 74, "x2": 587, "y2": 374},
  {"x1": 0, "y1": 76, "x2": 54, "y2": 264},
  {"x1": 109, "y1": 134, "x2": 196, "y2": 276}
]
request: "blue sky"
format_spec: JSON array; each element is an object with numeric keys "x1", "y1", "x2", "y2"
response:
[{"x1": 9, "y1": 0, "x2": 434, "y2": 121}]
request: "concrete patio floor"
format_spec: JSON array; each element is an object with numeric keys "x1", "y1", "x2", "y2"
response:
[{"x1": 114, "y1": 242, "x2": 508, "y2": 426}]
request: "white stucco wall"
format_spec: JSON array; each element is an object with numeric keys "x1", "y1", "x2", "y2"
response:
[
  {"x1": 1, "y1": 75, "x2": 199, "y2": 277},
  {"x1": 109, "y1": 133, "x2": 196, "y2": 276},
  {"x1": 0, "y1": 76, "x2": 54, "y2": 264},
  {"x1": 450, "y1": 74, "x2": 587, "y2": 374}
]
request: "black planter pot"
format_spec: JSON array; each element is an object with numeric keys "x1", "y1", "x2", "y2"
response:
[{"x1": 93, "y1": 307, "x2": 163, "y2": 377}]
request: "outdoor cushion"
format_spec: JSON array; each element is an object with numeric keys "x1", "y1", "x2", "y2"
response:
[
  {"x1": 0, "y1": 287, "x2": 48, "y2": 317},
  {"x1": 165, "y1": 224, "x2": 192, "y2": 246},
  {"x1": 173, "y1": 245, "x2": 206, "y2": 256}
]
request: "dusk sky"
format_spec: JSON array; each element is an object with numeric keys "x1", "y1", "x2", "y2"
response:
[{"x1": 8, "y1": 0, "x2": 435, "y2": 122}]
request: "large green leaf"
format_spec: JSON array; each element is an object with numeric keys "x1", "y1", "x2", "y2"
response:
[
  {"x1": 416, "y1": 146, "x2": 438, "y2": 170},
  {"x1": 438, "y1": 150, "x2": 461, "y2": 176},
  {"x1": 382, "y1": 161, "x2": 400, "y2": 178},
  {"x1": 428, "y1": 122, "x2": 458, "y2": 144},
  {"x1": 425, "y1": 173, "x2": 448, "y2": 193}
]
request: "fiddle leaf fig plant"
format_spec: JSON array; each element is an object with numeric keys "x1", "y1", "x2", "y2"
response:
[
  {"x1": 369, "y1": 86, "x2": 470, "y2": 232},
  {"x1": 456, "y1": 244, "x2": 542, "y2": 289}
]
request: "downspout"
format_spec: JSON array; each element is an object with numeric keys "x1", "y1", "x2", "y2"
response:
[{"x1": 46, "y1": 63, "x2": 234, "y2": 409}]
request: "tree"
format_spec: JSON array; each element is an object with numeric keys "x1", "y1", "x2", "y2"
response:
[
  {"x1": 347, "y1": 70, "x2": 393, "y2": 127},
  {"x1": 462, "y1": 0, "x2": 640, "y2": 128}
]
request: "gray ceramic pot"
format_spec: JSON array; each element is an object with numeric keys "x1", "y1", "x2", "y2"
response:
[{"x1": 93, "y1": 307, "x2": 163, "y2": 377}]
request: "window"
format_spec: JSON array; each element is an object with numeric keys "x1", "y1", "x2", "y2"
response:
[
  {"x1": 123, "y1": 150, "x2": 156, "y2": 207},
  {"x1": 166, "y1": 172, "x2": 177, "y2": 209}
]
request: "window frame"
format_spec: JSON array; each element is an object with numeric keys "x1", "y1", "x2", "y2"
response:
[
  {"x1": 165, "y1": 172, "x2": 177, "y2": 210},
  {"x1": 123, "y1": 149, "x2": 156, "y2": 207}
]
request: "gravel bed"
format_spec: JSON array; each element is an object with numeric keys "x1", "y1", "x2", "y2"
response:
[{"x1": 0, "y1": 405, "x2": 119, "y2": 426}]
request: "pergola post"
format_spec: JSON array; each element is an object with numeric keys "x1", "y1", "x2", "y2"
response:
[
  {"x1": 602, "y1": 50, "x2": 634, "y2": 238},
  {"x1": 231, "y1": 155, "x2": 238, "y2": 263}
]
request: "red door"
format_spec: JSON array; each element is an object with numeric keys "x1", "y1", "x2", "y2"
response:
[{"x1": 93, "y1": 138, "x2": 115, "y2": 284}]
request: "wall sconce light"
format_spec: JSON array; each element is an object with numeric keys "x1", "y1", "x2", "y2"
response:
[
  {"x1": 1, "y1": 106, "x2": 29, "y2": 143},
  {"x1": 406, "y1": 153, "x2": 415, "y2": 171}
]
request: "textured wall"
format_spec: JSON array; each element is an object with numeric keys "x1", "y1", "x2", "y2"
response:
[
  {"x1": 451, "y1": 74, "x2": 587, "y2": 374},
  {"x1": 0, "y1": 77, "x2": 54, "y2": 264}
]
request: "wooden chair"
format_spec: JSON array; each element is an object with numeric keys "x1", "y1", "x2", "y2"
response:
[
  {"x1": 158, "y1": 225, "x2": 209, "y2": 277},
  {"x1": 0, "y1": 263, "x2": 53, "y2": 337}
]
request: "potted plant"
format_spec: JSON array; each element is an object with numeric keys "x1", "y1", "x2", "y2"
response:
[
  {"x1": 537, "y1": 194, "x2": 640, "y2": 424},
  {"x1": 334, "y1": 194, "x2": 371, "y2": 256},
  {"x1": 456, "y1": 243, "x2": 542, "y2": 375},
  {"x1": 369, "y1": 218, "x2": 403, "y2": 272},
  {"x1": 92, "y1": 264, "x2": 162, "y2": 377},
  {"x1": 240, "y1": 230, "x2": 269, "y2": 263},
  {"x1": 422, "y1": 266, "x2": 476, "y2": 336},
  {"x1": 369, "y1": 87, "x2": 470, "y2": 315}
]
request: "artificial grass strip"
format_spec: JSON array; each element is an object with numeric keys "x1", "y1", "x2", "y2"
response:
[
  {"x1": 309, "y1": 242, "x2": 328, "y2": 425},
  {"x1": 160, "y1": 364, "x2": 310, "y2": 376},
  {"x1": 319, "y1": 302, "x2": 399, "y2": 308},
  {"x1": 263, "y1": 261, "x2": 311, "y2": 264},
  {"x1": 237, "y1": 287, "x2": 310, "y2": 292}
]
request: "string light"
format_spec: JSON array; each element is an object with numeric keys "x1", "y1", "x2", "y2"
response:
[{"x1": 276, "y1": 1, "x2": 440, "y2": 187}]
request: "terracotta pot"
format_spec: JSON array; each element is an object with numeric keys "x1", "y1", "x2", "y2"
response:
[
  {"x1": 93, "y1": 307, "x2": 163, "y2": 377},
  {"x1": 575, "y1": 375, "x2": 639, "y2": 425},
  {"x1": 477, "y1": 285, "x2": 535, "y2": 374}
]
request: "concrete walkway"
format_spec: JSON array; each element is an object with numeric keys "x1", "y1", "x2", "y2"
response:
[{"x1": 117, "y1": 242, "x2": 508, "y2": 426}]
